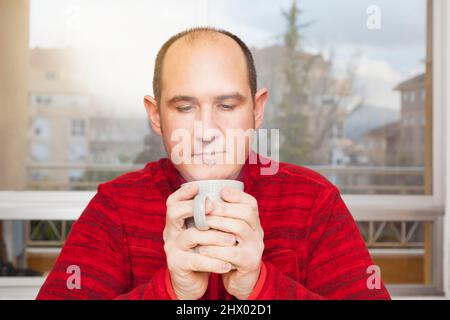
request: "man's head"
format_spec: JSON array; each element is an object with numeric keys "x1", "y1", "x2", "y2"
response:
[{"x1": 144, "y1": 27, "x2": 268, "y2": 181}]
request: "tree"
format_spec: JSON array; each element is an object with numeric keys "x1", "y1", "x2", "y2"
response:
[
  {"x1": 275, "y1": 0, "x2": 312, "y2": 164},
  {"x1": 275, "y1": 0, "x2": 355, "y2": 166}
]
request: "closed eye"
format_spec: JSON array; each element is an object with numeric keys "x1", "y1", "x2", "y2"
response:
[
  {"x1": 176, "y1": 105, "x2": 194, "y2": 113},
  {"x1": 218, "y1": 104, "x2": 235, "y2": 111}
]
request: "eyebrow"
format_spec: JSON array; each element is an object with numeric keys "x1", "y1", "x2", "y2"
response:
[
  {"x1": 166, "y1": 95, "x2": 198, "y2": 105},
  {"x1": 166, "y1": 92, "x2": 247, "y2": 105}
]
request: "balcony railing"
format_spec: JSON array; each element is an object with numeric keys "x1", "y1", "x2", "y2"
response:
[{"x1": 26, "y1": 162, "x2": 425, "y2": 194}]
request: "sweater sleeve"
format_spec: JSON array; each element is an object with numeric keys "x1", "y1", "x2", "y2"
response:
[
  {"x1": 36, "y1": 183, "x2": 172, "y2": 300},
  {"x1": 250, "y1": 186, "x2": 391, "y2": 300}
]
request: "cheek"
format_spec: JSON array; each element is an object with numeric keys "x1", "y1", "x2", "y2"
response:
[
  {"x1": 160, "y1": 116, "x2": 194, "y2": 151},
  {"x1": 221, "y1": 107, "x2": 254, "y2": 130}
]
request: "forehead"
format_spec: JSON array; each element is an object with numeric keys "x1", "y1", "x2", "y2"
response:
[{"x1": 161, "y1": 33, "x2": 250, "y2": 97}]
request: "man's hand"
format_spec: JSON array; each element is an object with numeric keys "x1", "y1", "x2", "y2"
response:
[
  {"x1": 163, "y1": 184, "x2": 237, "y2": 300},
  {"x1": 199, "y1": 187, "x2": 265, "y2": 300}
]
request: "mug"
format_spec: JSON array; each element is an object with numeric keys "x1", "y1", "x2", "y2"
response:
[{"x1": 181, "y1": 179, "x2": 244, "y2": 230}]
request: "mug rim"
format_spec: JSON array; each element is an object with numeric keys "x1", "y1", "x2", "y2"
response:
[{"x1": 181, "y1": 179, "x2": 244, "y2": 187}]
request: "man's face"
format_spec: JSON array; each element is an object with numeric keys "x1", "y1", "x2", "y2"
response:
[{"x1": 145, "y1": 34, "x2": 267, "y2": 181}]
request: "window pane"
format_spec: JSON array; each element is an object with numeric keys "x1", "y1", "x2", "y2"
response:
[
  {"x1": 209, "y1": 0, "x2": 429, "y2": 195},
  {"x1": 10, "y1": 0, "x2": 428, "y2": 194},
  {"x1": 23, "y1": 0, "x2": 206, "y2": 191},
  {"x1": 0, "y1": 220, "x2": 73, "y2": 277}
]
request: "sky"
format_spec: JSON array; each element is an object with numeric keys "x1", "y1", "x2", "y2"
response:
[{"x1": 29, "y1": 0, "x2": 426, "y2": 115}]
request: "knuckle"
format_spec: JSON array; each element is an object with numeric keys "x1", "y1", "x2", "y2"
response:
[
  {"x1": 166, "y1": 202, "x2": 175, "y2": 219},
  {"x1": 244, "y1": 207, "x2": 253, "y2": 221},
  {"x1": 251, "y1": 198, "x2": 258, "y2": 209},
  {"x1": 259, "y1": 240, "x2": 265, "y2": 254},
  {"x1": 166, "y1": 194, "x2": 175, "y2": 206},
  {"x1": 163, "y1": 241, "x2": 170, "y2": 253},
  {"x1": 237, "y1": 222, "x2": 247, "y2": 235},
  {"x1": 163, "y1": 228, "x2": 170, "y2": 244}
]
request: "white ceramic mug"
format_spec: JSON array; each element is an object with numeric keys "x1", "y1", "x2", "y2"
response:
[{"x1": 181, "y1": 179, "x2": 244, "y2": 231}]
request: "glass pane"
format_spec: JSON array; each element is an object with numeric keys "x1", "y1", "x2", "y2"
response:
[
  {"x1": 1, "y1": 220, "x2": 74, "y2": 277},
  {"x1": 0, "y1": 0, "x2": 430, "y2": 194},
  {"x1": 210, "y1": 0, "x2": 429, "y2": 195},
  {"x1": 357, "y1": 220, "x2": 433, "y2": 285},
  {"x1": 23, "y1": 0, "x2": 207, "y2": 191}
]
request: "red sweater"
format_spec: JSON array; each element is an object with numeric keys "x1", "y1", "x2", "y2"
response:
[{"x1": 36, "y1": 155, "x2": 390, "y2": 300}]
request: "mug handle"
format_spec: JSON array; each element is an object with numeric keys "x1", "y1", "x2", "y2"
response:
[{"x1": 193, "y1": 193, "x2": 210, "y2": 231}]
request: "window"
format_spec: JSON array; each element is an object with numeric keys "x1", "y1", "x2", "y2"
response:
[
  {"x1": 31, "y1": 117, "x2": 50, "y2": 139},
  {"x1": 71, "y1": 119, "x2": 85, "y2": 136},
  {"x1": 0, "y1": 0, "x2": 447, "y2": 298},
  {"x1": 30, "y1": 142, "x2": 50, "y2": 161},
  {"x1": 69, "y1": 141, "x2": 87, "y2": 162},
  {"x1": 410, "y1": 91, "x2": 416, "y2": 103}
]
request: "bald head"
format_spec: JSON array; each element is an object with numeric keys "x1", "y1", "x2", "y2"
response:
[{"x1": 152, "y1": 27, "x2": 257, "y2": 104}]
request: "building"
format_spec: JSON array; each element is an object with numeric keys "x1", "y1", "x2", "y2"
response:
[
  {"x1": 252, "y1": 45, "x2": 350, "y2": 165},
  {"x1": 360, "y1": 73, "x2": 426, "y2": 167},
  {"x1": 394, "y1": 73, "x2": 426, "y2": 166},
  {"x1": 28, "y1": 48, "x2": 151, "y2": 190},
  {"x1": 362, "y1": 121, "x2": 401, "y2": 166},
  {"x1": 28, "y1": 48, "x2": 96, "y2": 188}
]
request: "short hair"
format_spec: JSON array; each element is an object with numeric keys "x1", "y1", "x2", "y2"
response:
[{"x1": 152, "y1": 27, "x2": 257, "y2": 104}]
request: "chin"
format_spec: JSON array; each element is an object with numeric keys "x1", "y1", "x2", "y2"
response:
[{"x1": 179, "y1": 164, "x2": 242, "y2": 181}]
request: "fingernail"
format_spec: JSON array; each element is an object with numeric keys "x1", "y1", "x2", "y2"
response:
[
  {"x1": 224, "y1": 235, "x2": 235, "y2": 244},
  {"x1": 222, "y1": 263, "x2": 231, "y2": 271}
]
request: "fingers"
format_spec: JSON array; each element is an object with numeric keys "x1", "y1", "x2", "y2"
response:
[
  {"x1": 182, "y1": 251, "x2": 233, "y2": 274},
  {"x1": 205, "y1": 215, "x2": 253, "y2": 241},
  {"x1": 166, "y1": 183, "x2": 198, "y2": 206},
  {"x1": 197, "y1": 245, "x2": 240, "y2": 266},
  {"x1": 210, "y1": 201, "x2": 260, "y2": 231},
  {"x1": 165, "y1": 184, "x2": 199, "y2": 231},
  {"x1": 178, "y1": 228, "x2": 236, "y2": 250},
  {"x1": 165, "y1": 200, "x2": 196, "y2": 233},
  {"x1": 221, "y1": 187, "x2": 258, "y2": 209}
]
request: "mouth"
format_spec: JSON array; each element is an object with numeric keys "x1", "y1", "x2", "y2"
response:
[
  {"x1": 191, "y1": 151, "x2": 227, "y2": 165},
  {"x1": 192, "y1": 151, "x2": 226, "y2": 157}
]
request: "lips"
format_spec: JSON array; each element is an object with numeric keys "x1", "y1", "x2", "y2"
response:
[
  {"x1": 192, "y1": 151, "x2": 226, "y2": 157},
  {"x1": 192, "y1": 151, "x2": 227, "y2": 165}
]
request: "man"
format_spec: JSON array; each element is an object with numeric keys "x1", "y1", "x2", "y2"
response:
[{"x1": 37, "y1": 27, "x2": 390, "y2": 300}]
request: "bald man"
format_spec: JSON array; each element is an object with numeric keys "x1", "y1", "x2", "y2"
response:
[{"x1": 36, "y1": 27, "x2": 390, "y2": 300}]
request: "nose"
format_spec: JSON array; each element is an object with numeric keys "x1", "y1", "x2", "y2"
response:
[{"x1": 194, "y1": 105, "x2": 221, "y2": 144}]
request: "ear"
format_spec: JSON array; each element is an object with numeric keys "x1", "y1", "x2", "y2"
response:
[
  {"x1": 143, "y1": 95, "x2": 162, "y2": 136},
  {"x1": 253, "y1": 88, "x2": 268, "y2": 130}
]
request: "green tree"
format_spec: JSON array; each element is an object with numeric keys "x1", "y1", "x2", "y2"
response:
[{"x1": 275, "y1": 0, "x2": 312, "y2": 164}]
